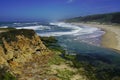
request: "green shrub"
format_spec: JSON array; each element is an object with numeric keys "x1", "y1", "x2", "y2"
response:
[
  {"x1": 65, "y1": 12, "x2": 120, "y2": 24},
  {"x1": 0, "y1": 67, "x2": 17, "y2": 80},
  {"x1": 0, "y1": 29, "x2": 35, "y2": 43},
  {"x1": 48, "y1": 54, "x2": 65, "y2": 65},
  {"x1": 0, "y1": 28, "x2": 16, "y2": 31},
  {"x1": 0, "y1": 72, "x2": 17, "y2": 80},
  {"x1": 41, "y1": 36, "x2": 65, "y2": 53},
  {"x1": 56, "y1": 69, "x2": 74, "y2": 80}
]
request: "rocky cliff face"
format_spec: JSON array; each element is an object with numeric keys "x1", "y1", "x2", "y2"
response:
[{"x1": 0, "y1": 29, "x2": 52, "y2": 79}]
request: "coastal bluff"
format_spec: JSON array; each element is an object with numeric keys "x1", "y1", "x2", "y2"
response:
[{"x1": 0, "y1": 29, "x2": 52, "y2": 79}]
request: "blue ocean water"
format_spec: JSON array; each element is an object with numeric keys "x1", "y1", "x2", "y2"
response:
[{"x1": 0, "y1": 22, "x2": 120, "y2": 65}]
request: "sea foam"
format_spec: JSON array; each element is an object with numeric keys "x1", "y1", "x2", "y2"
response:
[
  {"x1": 38, "y1": 22, "x2": 82, "y2": 36},
  {"x1": 45, "y1": 22, "x2": 104, "y2": 37},
  {"x1": 16, "y1": 22, "x2": 104, "y2": 37},
  {"x1": 16, "y1": 25, "x2": 51, "y2": 30},
  {"x1": 0, "y1": 26, "x2": 8, "y2": 28}
]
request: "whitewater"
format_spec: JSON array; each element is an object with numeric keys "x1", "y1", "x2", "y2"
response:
[
  {"x1": 0, "y1": 22, "x2": 105, "y2": 46},
  {"x1": 12, "y1": 22, "x2": 105, "y2": 38}
]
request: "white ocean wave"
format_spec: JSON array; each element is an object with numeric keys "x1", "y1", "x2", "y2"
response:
[
  {"x1": 38, "y1": 30, "x2": 80, "y2": 36},
  {"x1": 16, "y1": 22, "x2": 105, "y2": 37},
  {"x1": 13, "y1": 23, "x2": 21, "y2": 25},
  {"x1": 46, "y1": 22, "x2": 104, "y2": 37},
  {"x1": 44, "y1": 22, "x2": 82, "y2": 36},
  {"x1": 16, "y1": 25, "x2": 51, "y2": 30},
  {"x1": 73, "y1": 27, "x2": 104, "y2": 36},
  {"x1": 0, "y1": 26, "x2": 8, "y2": 28},
  {"x1": 13, "y1": 22, "x2": 38, "y2": 25}
]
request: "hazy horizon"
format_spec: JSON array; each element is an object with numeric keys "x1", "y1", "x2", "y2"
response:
[{"x1": 0, "y1": 0, "x2": 120, "y2": 22}]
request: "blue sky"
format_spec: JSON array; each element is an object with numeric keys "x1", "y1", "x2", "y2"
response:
[{"x1": 0, "y1": 0, "x2": 120, "y2": 21}]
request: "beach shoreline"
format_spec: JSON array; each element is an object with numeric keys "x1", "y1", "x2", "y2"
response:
[{"x1": 71, "y1": 22, "x2": 120, "y2": 51}]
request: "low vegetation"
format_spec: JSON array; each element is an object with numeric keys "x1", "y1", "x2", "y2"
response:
[
  {"x1": 41, "y1": 37, "x2": 86, "y2": 80},
  {"x1": 0, "y1": 27, "x2": 16, "y2": 31},
  {"x1": 41, "y1": 36, "x2": 65, "y2": 53},
  {"x1": 56, "y1": 69, "x2": 75, "y2": 80},
  {"x1": 64, "y1": 54, "x2": 120, "y2": 80},
  {"x1": 0, "y1": 67, "x2": 16, "y2": 80},
  {"x1": 0, "y1": 29, "x2": 35, "y2": 43},
  {"x1": 41, "y1": 36, "x2": 120, "y2": 80},
  {"x1": 65, "y1": 12, "x2": 120, "y2": 24}
]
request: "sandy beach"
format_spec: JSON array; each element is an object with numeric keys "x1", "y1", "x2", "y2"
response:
[{"x1": 71, "y1": 22, "x2": 120, "y2": 50}]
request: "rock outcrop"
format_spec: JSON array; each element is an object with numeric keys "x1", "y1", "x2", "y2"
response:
[{"x1": 0, "y1": 29, "x2": 52, "y2": 79}]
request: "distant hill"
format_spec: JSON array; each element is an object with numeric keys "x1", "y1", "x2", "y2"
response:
[{"x1": 65, "y1": 12, "x2": 120, "y2": 24}]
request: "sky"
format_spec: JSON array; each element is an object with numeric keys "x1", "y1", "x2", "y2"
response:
[{"x1": 0, "y1": 0, "x2": 120, "y2": 21}]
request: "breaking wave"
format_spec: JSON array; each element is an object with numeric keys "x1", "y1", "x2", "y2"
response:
[
  {"x1": 38, "y1": 22, "x2": 105, "y2": 37},
  {"x1": 16, "y1": 25, "x2": 51, "y2": 30}
]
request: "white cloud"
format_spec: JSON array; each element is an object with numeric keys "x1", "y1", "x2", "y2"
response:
[{"x1": 67, "y1": 0, "x2": 74, "y2": 3}]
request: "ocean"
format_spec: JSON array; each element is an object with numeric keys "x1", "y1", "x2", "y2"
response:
[
  {"x1": 0, "y1": 22, "x2": 120, "y2": 65},
  {"x1": 0, "y1": 22, "x2": 105, "y2": 46}
]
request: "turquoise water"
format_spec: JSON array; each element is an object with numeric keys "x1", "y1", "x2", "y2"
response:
[
  {"x1": 57, "y1": 35, "x2": 120, "y2": 66},
  {"x1": 1, "y1": 22, "x2": 120, "y2": 66}
]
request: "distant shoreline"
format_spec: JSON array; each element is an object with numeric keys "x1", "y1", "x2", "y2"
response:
[{"x1": 70, "y1": 22, "x2": 120, "y2": 51}]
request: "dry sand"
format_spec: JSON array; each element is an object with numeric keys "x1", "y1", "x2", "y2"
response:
[{"x1": 71, "y1": 22, "x2": 120, "y2": 50}]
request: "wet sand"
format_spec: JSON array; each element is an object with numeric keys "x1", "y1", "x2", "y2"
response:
[{"x1": 71, "y1": 22, "x2": 120, "y2": 50}]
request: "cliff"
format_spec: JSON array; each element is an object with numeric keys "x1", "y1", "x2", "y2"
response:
[{"x1": 0, "y1": 29, "x2": 52, "y2": 79}]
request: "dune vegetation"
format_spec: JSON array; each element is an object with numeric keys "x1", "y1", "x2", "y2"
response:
[{"x1": 65, "y1": 12, "x2": 120, "y2": 24}]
